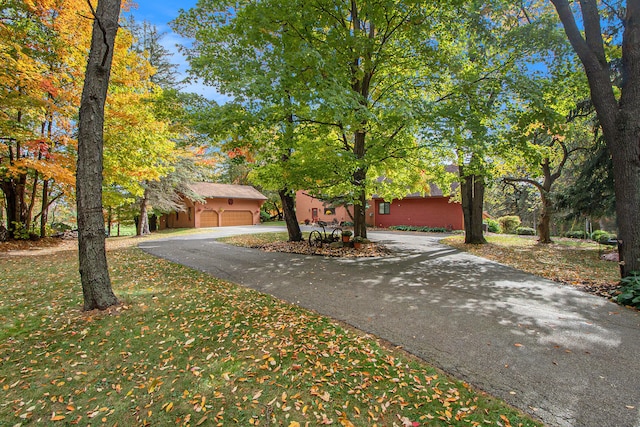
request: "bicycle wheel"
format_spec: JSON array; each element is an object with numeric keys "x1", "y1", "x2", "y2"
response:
[
  {"x1": 331, "y1": 228, "x2": 343, "y2": 242},
  {"x1": 309, "y1": 230, "x2": 323, "y2": 247}
]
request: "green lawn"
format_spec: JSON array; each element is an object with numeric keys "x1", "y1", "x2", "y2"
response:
[{"x1": 0, "y1": 235, "x2": 541, "y2": 426}]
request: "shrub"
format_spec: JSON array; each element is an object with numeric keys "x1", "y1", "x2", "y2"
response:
[
  {"x1": 591, "y1": 230, "x2": 617, "y2": 244},
  {"x1": 340, "y1": 221, "x2": 354, "y2": 227},
  {"x1": 616, "y1": 272, "x2": 640, "y2": 308},
  {"x1": 564, "y1": 230, "x2": 588, "y2": 239},
  {"x1": 516, "y1": 227, "x2": 536, "y2": 236},
  {"x1": 260, "y1": 210, "x2": 271, "y2": 222},
  {"x1": 51, "y1": 222, "x2": 73, "y2": 232},
  {"x1": 497, "y1": 216, "x2": 521, "y2": 234},
  {"x1": 341, "y1": 230, "x2": 353, "y2": 237},
  {"x1": 11, "y1": 222, "x2": 32, "y2": 240},
  {"x1": 598, "y1": 234, "x2": 617, "y2": 244},
  {"x1": 485, "y1": 219, "x2": 501, "y2": 233}
]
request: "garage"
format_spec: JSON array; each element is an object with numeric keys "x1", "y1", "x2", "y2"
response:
[
  {"x1": 221, "y1": 210, "x2": 253, "y2": 226},
  {"x1": 200, "y1": 210, "x2": 219, "y2": 227}
]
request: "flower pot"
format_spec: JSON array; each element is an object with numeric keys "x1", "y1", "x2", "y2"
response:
[
  {"x1": 342, "y1": 236, "x2": 351, "y2": 243},
  {"x1": 353, "y1": 242, "x2": 362, "y2": 249}
]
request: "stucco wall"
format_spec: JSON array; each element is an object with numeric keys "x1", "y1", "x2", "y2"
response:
[
  {"x1": 295, "y1": 191, "x2": 353, "y2": 225},
  {"x1": 195, "y1": 198, "x2": 262, "y2": 227},
  {"x1": 164, "y1": 197, "x2": 264, "y2": 228},
  {"x1": 373, "y1": 197, "x2": 463, "y2": 230},
  {"x1": 166, "y1": 199, "x2": 196, "y2": 228}
]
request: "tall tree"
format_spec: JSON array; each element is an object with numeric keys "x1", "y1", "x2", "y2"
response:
[
  {"x1": 175, "y1": 0, "x2": 459, "y2": 239},
  {"x1": 125, "y1": 16, "x2": 179, "y2": 89},
  {"x1": 549, "y1": 0, "x2": 640, "y2": 276},
  {"x1": 76, "y1": 0, "x2": 121, "y2": 310}
]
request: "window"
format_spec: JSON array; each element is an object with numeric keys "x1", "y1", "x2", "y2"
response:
[
  {"x1": 324, "y1": 207, "x2": 336, "y2": 215},
  {"x1": 379, "y1": 202, "x2": 390, "y2": 215}
]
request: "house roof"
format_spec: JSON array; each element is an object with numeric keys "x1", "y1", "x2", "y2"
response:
[{"x1": 188, "y1": 182, "x2": 268, "y2": 201}]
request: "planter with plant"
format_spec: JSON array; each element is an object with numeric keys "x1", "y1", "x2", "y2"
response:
[
  {"x1": 353, "y1": 236, "x2": 368, "y2": 249},
  {"x1": 341, "y1": 230, "x2": 352, "y2": 242}
]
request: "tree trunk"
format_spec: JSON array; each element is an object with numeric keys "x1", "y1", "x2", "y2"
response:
[
  {"x1": 551, "y1": 0, "x2": 640, "y2": 276},
  {"x1": 25, "y1": 170, "x2": 39, "y2": 233},
  {"x1": 353, "y1": 182, "x2": 368, "y2": 239},
  {"x1": 106, "y1": 206, "x2": 112, "y2": 237},
  {"x1": 538, "y1": 192, "x2": 553, "y2": 244},
  {"x1": 76, "y1": 0, "x2": 121, "y2": 311},
  {"x1": 279, "y1": 188, "x2": 302, "y2": 242},
  {"x1": 138, "y1": 188, "x2": 150, "y2": 236},
  {"x1": 460, "y1": 173, "x2": 486, "y2": 244},
  {"x1": 1, "y1": 181, "x2": 19, "y2": 236},
  {"x1": 40, "y1": 179, "x2": 49, "y2": 238},
  {"x1": 612, "y1": 113, "x2": 640, "y2": 276},
  {"x1": 352, "y1": 130, "x2": 367, "y2": 239}
]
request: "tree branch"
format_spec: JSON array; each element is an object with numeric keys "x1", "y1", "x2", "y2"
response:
[
  {"x1": 86, "y1": 0, "x2": 111, "y2": 67},
  {"x1": 503, "y1": 176, "x2": 544, "y2": 193}
]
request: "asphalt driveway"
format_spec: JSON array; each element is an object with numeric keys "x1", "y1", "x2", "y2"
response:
[{"x1": 139, "y1": 227, "x2": 640, "y2": 427}]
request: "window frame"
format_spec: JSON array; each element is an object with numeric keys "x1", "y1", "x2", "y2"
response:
[{"x1": 379, "y1": 202, "x2": 390, "y2": 215}]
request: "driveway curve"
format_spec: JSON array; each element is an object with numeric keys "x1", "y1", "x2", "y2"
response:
[{"x1": 139, "y1": 227, "x2": 640, "y2": 427}]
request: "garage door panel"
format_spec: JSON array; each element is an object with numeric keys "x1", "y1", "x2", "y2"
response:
[
  {"x1": 222, "y1": 210, "x2": 253, "y2": 226},
  {"x1": 200, "y1": 210, "x2": 218, "y2": 227}
]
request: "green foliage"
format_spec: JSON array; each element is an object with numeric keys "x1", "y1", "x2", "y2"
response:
[
  {"x1": 485, "y1": 219, "x2": 501, "y2": 233},
  {"x1": 11, "y1": 222, "x2": 35, "y2": 240},
  {"x1": 497, "y1": 216, "x2": 521, "y2": 234},
  {"x1": 259, "y1": 210, "x2": 271, "y2": 223},
  {"x1": 516, "y1": 227, "x2": 536, "y2": 236},
  {"x1": 51, "y1": 222, "x2": 73, "y2": 232},
  {"x1": 564, "y1": 230, "x2": 588, "y2": 239},
  {"x1": 341, "y1": 230, "x2": 352, "y2": 237},
  {"x1": 616, "y1": 272, "x2": 640, "y2": 308},
  {"x1": 591, "y1": 230, "x2": 617, "y2": 244},
  {"x1": 591, "y1": 230, "x2": 610, "y2": 242},
  {"x1": 389, "y1": 225, "x2": 449, "y2": 233}
]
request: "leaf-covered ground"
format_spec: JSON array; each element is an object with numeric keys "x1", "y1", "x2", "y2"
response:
[
  {"x1": 0, "y1": 236, "x2": 541, "y2": 426},
  {"x1": 222, "y1": 233, "x2": 391, "y2": 258},
  {"x1": 442, "y1": 234, "x2": 621, "y2": 299}
]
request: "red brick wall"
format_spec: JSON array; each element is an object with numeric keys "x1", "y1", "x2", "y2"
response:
[{"x1": 373, "y1": 197, "x2": 463, "y2": 230}]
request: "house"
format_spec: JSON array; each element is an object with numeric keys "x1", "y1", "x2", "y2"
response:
[
  {"x1": 295, "y1": 191, "x2": 359, "y2": 225},
  {"x1": 161, "y1": 182, "x2": 267, "y2": 229},
  {"x1": 296, "y1": 184, "x2": 464, "y2": 230}
]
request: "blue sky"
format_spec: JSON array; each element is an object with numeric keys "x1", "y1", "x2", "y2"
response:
[{"x1": 125, "y1": 0, "x2": 229, "y2": 103}]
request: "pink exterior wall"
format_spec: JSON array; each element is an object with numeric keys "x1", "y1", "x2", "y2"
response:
[
  {"x1": 373, "y1": 197, "x2": 464, "y2": 230},
  {"x1": 197, "y1": 198, "x2": 263, "y2": 227},
  {"x1": 166, "y1": 198, "x2": 196, "y2": 228},
  {"x1": 165, "y1": 197, "x2": 264, "y2": 228},
  {"x1": 295, "y1": 191, "x2": 353, "y2": 224}
]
